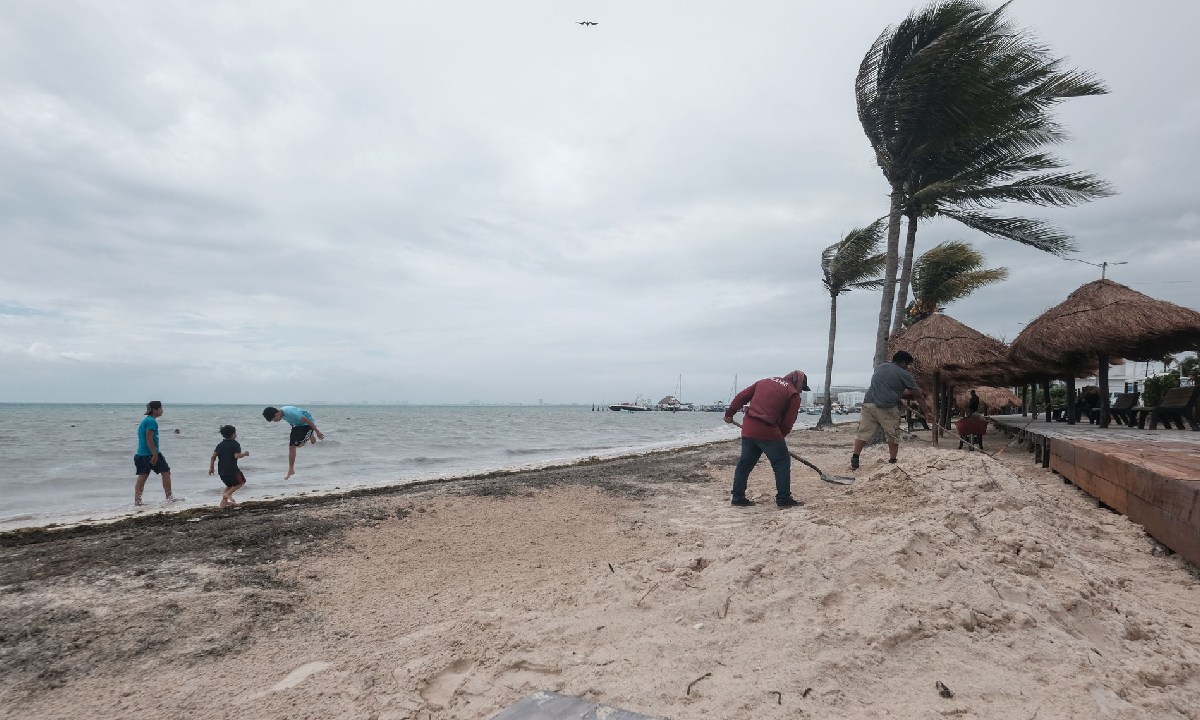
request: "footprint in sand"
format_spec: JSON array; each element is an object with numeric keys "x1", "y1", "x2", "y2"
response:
[
  {"x1": 269, "y1": 661, "x2": 332, "y2": 692},
  {"x1": 496, "y1": 660, "x2": 562, "y2": 691},
  {"x1": 420, "y1": 659, "x2": 475, "y2": 708}
]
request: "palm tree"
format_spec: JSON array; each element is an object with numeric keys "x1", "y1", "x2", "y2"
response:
[
  {"x1": 818, "y1": 219, "x2": 887, "y2": 428},
  {"x1": 903, "y1": 240, "x2": 1008, "y2": 325},
  {"x1": 857, "y1": 0, "x2": 1110, "y2": 365},
  {"x1": 890, "y1": 124, "x2": 1114, "y2": 334}
]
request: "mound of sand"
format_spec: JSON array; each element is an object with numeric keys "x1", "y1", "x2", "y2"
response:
[{"x1": 2, "y1": 424, "x2": 1198, "y2": 719}]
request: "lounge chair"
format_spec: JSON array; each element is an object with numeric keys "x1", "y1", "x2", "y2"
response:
[
  {"x1": 1107, "y1": 392, "x2": 1140, "y2": 426},
  {"x1": 905, "y1": 403, "x2": 929, "y2": 432},
  {"x1": 1132, "y1": 386, "x2": 1200, "y2": 430}
]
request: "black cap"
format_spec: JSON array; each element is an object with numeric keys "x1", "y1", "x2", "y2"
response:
[{"x1": 785, "y1": 371, "x2": 810, "y2": 391}]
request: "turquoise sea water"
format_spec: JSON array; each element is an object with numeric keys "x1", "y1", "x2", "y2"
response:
[{"x1": 0, "y1": 403, "x2": 834, "y2": 530}]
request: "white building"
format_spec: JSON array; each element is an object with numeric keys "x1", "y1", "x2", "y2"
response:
[
  {"x1": 1080, "y1": 360, "x2": 1156, "y2": 400},
  {"x1": 838, "y1": 391, "x2": 865, "y2": 407}
]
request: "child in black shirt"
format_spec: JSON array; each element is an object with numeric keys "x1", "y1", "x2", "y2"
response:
[{"x1": 209, "y1": 425, "x2": 250, "y2": 507}]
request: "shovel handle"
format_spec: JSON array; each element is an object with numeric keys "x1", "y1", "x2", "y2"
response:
[{"x1": 728, "y1": 419, "x2": 822, "y2": 471}]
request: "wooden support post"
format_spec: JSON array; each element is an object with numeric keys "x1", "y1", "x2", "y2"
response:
[
  {"x1": 933, "y1": 371, "x2": 942, "y2": 444},
  {"x1": 1021, "y1": 385, "x2": 1028, "y2": 416},
  {"x1": 941, "y1": 380, "x2": 951, "y2": 438},
  {"x1": 1042, "y1": 380, "x2": 1052, "y2": 421},
  {"x1": 1066, "y1": 376, "x2": 1077, "y2": 426},
  {"x1": 1099, "y1": 353, "x2": 1111, "y2": 428}
]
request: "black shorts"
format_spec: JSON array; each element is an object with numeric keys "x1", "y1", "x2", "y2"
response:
[
  {"x1": 134, "y1": 454, "x2": 170, "y2": 475},
  {"x1": 289, "y1": 425, "x2": 314, "y2": 446},
  {"x1": 220, "y1": 469, "x2": 246, "y2": 488}
]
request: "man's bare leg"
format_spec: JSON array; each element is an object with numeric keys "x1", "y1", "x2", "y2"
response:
[
  {"x1": 286, "y1": 445, "x2": 297, "y2": 480},
  {"x1": 161, "y1": 471, "x2": 175, "y2": 501},
  {"x1": 887, "y1": 441, "x2": 899, "y2": 462},
  {"x1": 134, "y1": 474, "x2": 149, "y2": 506}
]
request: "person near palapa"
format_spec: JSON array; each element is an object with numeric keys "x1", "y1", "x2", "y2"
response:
[
  {"x1": 968, "y1": 389, "x2": 980, "y2": 416},
  {"x1": 209, "y1": 424, "x2": 250, "y2": 507},
  {"x1": 851, "y1": 351, "x2": 930, "y2": 469},
  {"x1": 723, "y1": 370, "x2": 810, "y2": 509}
]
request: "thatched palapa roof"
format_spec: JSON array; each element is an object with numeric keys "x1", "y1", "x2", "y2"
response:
[
  {"x1": 1005, "y1": 353, "x2": 1108, "y2": 385},
  {"x1": 888, "y1": 313, "x2": 1009, "y2": 385},
  {"x1": 955, "y1": 386, "x2": 1022, "y2": 411},
  {"x1": 1009, "y1": 279, "x2": 1200, "y2": 369}
]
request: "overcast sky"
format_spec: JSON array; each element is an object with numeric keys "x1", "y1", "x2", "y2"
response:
[{"x1": 2, "y1": 1, "x2": 1197, "y2": 405}]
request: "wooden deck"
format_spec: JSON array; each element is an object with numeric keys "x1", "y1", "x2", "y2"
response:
[{"x1": 989, "y1": 414, "x2": 1200, "y2": 566}]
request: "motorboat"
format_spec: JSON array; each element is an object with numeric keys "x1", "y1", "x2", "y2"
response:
[{"x1": 609, "y1": 399, "x2": 652, "y2": 412}]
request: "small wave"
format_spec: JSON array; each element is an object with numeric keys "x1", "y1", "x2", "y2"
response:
[
  {"x1": 403, "y1": 456, "x2": 467, "y2": 465},
  {"x1": 505, "y1": 447, "x2": 556, "y2": 456},
  {"x1": 0, "y1": 513, "x2": 39, "y2": 523}
]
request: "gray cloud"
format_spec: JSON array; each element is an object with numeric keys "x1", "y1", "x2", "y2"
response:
[{"x1": 2, "y1": 1, "x2": 1197, "y2": 404}]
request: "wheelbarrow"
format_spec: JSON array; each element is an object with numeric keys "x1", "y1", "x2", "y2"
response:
[{"x1": 954, "y1": 416, "x2": 989, "y2": 450}]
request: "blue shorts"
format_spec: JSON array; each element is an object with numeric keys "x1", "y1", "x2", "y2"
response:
[
  {"x1": 134, "y1": 453, "x2": 170, "y2": 475},
  {"x1": 219, "y1": 469, "x2": 246, "y2": 488}
]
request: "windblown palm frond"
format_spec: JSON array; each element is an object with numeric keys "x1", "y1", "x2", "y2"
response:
[
  {"x1": 821, "y1": 219, "x2": 888, "y2": 296},
  {"x1": 939, "y1": 171, "x2": 1115, "y2": 208},
  {"x1": 937, "y1": 209, "x2": 1075, "y2": 254},
  {"x1": 906, "y1": 240, "x2": 1008, "y2": 324}
]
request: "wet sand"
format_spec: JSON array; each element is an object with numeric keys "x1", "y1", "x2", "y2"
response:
[{"x1": 2, "y1": 424, "x2": 1199, "y2": 719}]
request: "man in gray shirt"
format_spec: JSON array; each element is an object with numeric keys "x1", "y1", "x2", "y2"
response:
[{"x1": 851, "y1": 351, "x2": 930, "y2": 469}]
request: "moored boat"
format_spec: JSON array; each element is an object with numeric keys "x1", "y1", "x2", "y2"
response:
[{"x1": 609, "y1": 399, "x2": 652, "y2": 411}]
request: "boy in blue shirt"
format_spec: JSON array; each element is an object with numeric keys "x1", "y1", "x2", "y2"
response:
[
  {"x1": 262, "y1": 405, "x2": 325, "y2": 480},
  {"x1": 209, "y1": 424, "x2": 250, "y2": 507},
  {"x1": 134, "y1": 400, "x2": 175, "y2": 506}
]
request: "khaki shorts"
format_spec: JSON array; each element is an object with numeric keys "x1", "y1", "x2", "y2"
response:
[{"x1": 856, "y1": 403, "x2": 901, "y2": 443}]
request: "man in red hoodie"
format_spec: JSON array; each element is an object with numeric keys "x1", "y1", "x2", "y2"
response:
[{"x1": 723, "y1": 370, "x2": 809, "y2": 508}]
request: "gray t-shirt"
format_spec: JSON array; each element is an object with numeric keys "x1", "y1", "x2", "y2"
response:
[{"x1": 863, "y1": 362, "x2": 919, "y2": 408}]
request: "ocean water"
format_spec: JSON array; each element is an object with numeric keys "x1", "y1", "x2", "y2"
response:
[{"x1": 0, "y1": 403, "x2": 834, "y2": 530}]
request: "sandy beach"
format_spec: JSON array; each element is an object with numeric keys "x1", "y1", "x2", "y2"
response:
[{"x1": 2, "y1": 423, "x2": 1199, "y2": 719}]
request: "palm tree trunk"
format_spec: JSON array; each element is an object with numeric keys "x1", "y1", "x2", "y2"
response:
[
  {"x1": 891, "y1": 211, "x2": 919, "y2": 335},
  {"x1": 874, "y1": 187, "x2": 906, "y2": 367},
  {"x1": 818, "y1": 295, "x2": 838, "y2": 428}
]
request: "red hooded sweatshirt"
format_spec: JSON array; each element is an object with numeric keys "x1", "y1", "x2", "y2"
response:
[{"x1": 724, "y1": 371, "x2": 807, "y2": 441}]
